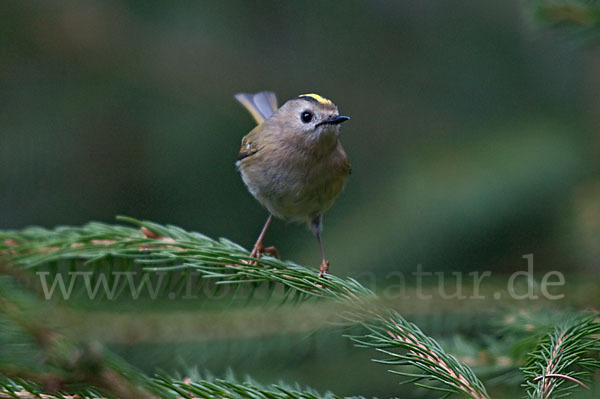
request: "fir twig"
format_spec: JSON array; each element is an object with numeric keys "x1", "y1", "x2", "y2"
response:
[
  {"x1": 0, "y1": 217, "x2": 373, "y2": 305},
  {"x1": 348, "y1": 311, "x2": 490, "y2": 399},
  {"x1": 153, "y1": 374, "x2": 359, "y2": 399},
  {"x1": 522, "y1": 313, "x2": 600, "y2": 399},
  {"x1": 0, "y1": 374, "x2": 359, "y2": 399},
  {"x1": 1, "y1": 218, "x2": 494, "y2": 398},
  {"x1": 0, "y1": 261, "x2": 174, "y2": 399}
]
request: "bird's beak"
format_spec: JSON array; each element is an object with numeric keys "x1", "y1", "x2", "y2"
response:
[{"x1": 317, "y1": 115, "x2": 350, "y2": 127}]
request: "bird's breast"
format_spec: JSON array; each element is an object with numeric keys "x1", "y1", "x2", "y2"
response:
[{"x1": 239, "y1": 140, "x2": 349, "y2": 221}]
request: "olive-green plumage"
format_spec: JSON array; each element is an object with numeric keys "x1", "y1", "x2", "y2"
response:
[{"x1": 235, "y1": 91, "x2": 350, "y2": 276}]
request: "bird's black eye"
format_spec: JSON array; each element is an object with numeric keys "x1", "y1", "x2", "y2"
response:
[{"x1": 301, "y1": 111, "x2": 313, "y2": 123}]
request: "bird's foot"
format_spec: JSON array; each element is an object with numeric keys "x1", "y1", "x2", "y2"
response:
[
  {"x1": 318, "y1": 260, "x2": 330, "y2": 278},
  {"x1": 260, "y1": 245, "x2": 280, "y2": 259},
  {"x1": 244, "y1": 243, "x2": 280, "y2": 265}
]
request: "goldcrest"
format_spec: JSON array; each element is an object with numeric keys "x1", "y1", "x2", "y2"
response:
[{"x1": 235, "y1": 91, "x2": 350, "y2": 276}]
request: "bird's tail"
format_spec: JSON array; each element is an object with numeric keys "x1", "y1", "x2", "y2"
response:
[{"x1": 234, "y1": 91, "x2": 278, "y2": 125}]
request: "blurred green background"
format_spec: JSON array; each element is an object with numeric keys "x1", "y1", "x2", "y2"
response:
[{"x1": 2, "y1": 0, "x2": 600, "y2": 396}]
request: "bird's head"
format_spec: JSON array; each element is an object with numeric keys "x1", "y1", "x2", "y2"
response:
[{"x1": 273, "y1": 93, "x2": 350, "y2": 144}]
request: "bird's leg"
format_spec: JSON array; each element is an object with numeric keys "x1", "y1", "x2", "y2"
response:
[
  {"x1": 250, "y1": 214, "x2": 276, "y2": 259},
  {"x1": 316, "y1": 231, "x2": 329, "y2": 277},
  {"x1": 311, "y1": 216, "x2": 329, "y2": 277}
]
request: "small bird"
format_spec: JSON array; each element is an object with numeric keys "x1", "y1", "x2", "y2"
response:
[{"x1": 235, "y1": 91, "x2": 351, "y2": 276}]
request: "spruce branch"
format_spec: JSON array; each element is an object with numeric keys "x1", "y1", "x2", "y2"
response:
[
  {"x1": 1, "y1": 374, "x2": 359, "y2": 399},
  {"x1": 0, "y1": 264, "x2": 352, "y2": 399},
  {"x1": 1, "y1": 218, "x2": 493, "y2": 398},
  {"x1": 522, "y1": 313, "x2": 600, "y2": 399},
  {"x1": 152, "y1": 374, "x2": 360, "y2": 399},
  {"x1": 0, "y1": 268, "x2": 174, "y2": 399},
  {"x1": 0, "y1": 217, "x2": 374, "y2": 305},
  {"x1": 347, "y1": 311, "x2": 490, "y2": 399}
]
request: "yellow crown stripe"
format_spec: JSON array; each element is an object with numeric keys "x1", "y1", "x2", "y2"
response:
[{"x1": 298, "y1": 93, "x2": 332, "y2": 105}]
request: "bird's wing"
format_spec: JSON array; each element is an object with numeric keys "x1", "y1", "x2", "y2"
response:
[
  {"x1": 234, "y1": 91, "x2": 278, "y2": 125},
  {"x1": 236, "y1": 129, "x2": 259, "y2": 161}
]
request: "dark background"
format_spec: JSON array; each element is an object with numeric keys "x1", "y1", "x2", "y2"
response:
[{"x1": 2, "y1": 0, "x2": 599, "y2": 396}]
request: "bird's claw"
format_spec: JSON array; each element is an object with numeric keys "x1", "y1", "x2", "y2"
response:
[
  {"x1": 244, "y1": 243, "x2": 280, "y2": 266},
  {"x1": 318, "y1": 260, "x2": 330, "y2": 278},
  {"x1": 260, "y1": 245, "x2": 280, "y2": 259}
]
